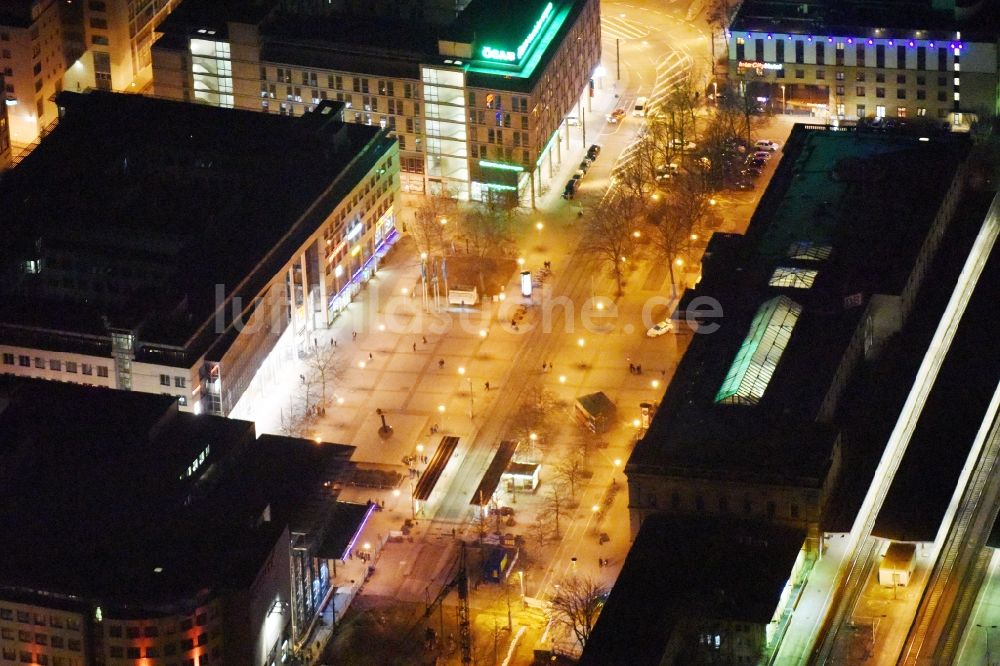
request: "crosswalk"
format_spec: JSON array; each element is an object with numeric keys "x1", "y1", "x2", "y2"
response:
[
  {"x1": 601, "y1": 15, "x2": 650, "y2": 40},
  {"x1": 647, "y1": 50, "x2": 694, "y2": 113}
]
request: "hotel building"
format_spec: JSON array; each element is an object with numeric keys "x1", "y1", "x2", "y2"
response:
[
  {"x1": 726, "y1": 0, "x2": 999, "y2": 127},
  {"x1": 151, "y1": 0, "x2": 601, "y2": 205},
  {"x1": 0, "y1": 90, "x2": 399, "y2": 416}
]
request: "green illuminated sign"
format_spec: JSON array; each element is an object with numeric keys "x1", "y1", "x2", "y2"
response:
[
  {"x1": 483, "y1": 183, "x2": 519, "y2": 191},
  {"x1": 479, "y1": 160, "x2": 525, "y2": 172},
  {"x1": 479, "y1": 2, "x2": 555, "y2": 64}
]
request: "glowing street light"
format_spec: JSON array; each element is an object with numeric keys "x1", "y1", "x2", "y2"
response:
[
  {"x1": 675, "y1": 258, "x2": 685, "y2": 266},
  {"x1": 378, "y1": 323, "x2": 386, "y2": 331},
  {"x1": 479, "y1": 328, "x2": 488, "y2": 338},
  {"x1": 457, "y1": 366, "x2": 466, "y2": 375},
  {"x1": 632, "y1": 418, "x2": 641, "y2": 428},
  {"x1": 358, "y1": 360, "x2": 367, "y2": 369},
  {"x1": 416, "y1": 444, "x2": 425, "y2": 454},
  {"x1": 438, "y1": 404, "x2": 446, "y2": 413},
  {"x1": 558, "y1": 375, "x2": 567, "y2": 384},
  {"x1": 517, "y1": 257, "x2": 526, "y2": 267},
  {"x1": 420, "y1": 251, "x2": 428, "y2": 260},
  {"x1": 393, "y1": 488, "x2": 401, "y2": 497},
  {"x1": 632, "y1": 230, "x2": 641, "y2": 238},
  {"x1": 439, "y1": 217, "x2": 448, "y2": 226},
  {"x1": 577, "y1": 338, "x2": 586, "y2": 347},
  {"x1": 535, "y1": 221, "x2": 544, "y2": 232},
  {"x1": 651, "y1": 379, "x2": 660, "y2": 389},
  {"x1": 591, "y1": 504, "x2": 599, "y2": 513},
  {"x1": 336, "y1": 396, "x2": 345, "y2": 405},
  {"x1": 401, "y1": 287, "x2": 409, "y2": 295}
]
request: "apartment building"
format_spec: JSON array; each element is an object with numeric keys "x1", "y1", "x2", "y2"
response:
[
  {"x1": 727, "y1": 0, "x2": 999, "y2": 127},
  {"x1": 0, "y1": 90, "x2": 399, "y2": 416},
  {"x1": 626, "y1": 125, "x2": 972, "y2": 547},
  {"x1": 0, "y1": 378, "x2": 358, "y2": 666},
  {"x1": 152, "y1": 0, "x2": 601, "y2": 205},
  {"x1": 0, "y1": 0, "x2": 65, "y2": 145},
  {"x1": 80, "y1": 0, "x2": 182, "y2": 91}
]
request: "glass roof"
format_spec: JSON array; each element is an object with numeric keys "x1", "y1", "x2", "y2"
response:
[
  {"x1": 715, "y1": 296, "x2": 803, "y2": 405},
  {"x1": 768, "y1": 266, "x2": 819, "y2": 289}
]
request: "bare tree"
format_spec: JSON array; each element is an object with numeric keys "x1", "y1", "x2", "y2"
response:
[
  {"x1": 527, "y1": 516, "x2": 552, "y2": 550},
  {"x1": 507, "y1": 380, "x2": 559, "y2": 456},
  {"x1": 554, "y1": 457, "x2": 586, "y2": 501},
  {"x1": 705, "y1": 0, "x2": 732, "y2": 31},
  {"x1": 540, "y1": 484, "x2": 573, "y2": 539},
  {"x1": 548, "y1": 575, "x2": 609, "y2": 650},
  {"x1": 303, "y1": 342, "x2": 345, "y2": 411},
  {"x1": 457, "y1": 189, "x2": 517, "y2": 259},
  {"x1": 578, "y1": 193, "x2": 640, "y2": 298},
  {"x1": 646, "y1": 171, "x2": 720, "y2": 296},
  {"x1": 412, "y1": 193, "x2": 456, "y2": 258}
]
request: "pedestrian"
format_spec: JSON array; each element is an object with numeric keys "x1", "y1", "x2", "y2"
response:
[
  {"x1": 438, "y1": 359, "x2": 445, "y2": 369},
  {"x1": 353, "y1": 330, "x2": 357, "y2": 340},
  {"x1": 629, "y1": 363, "x2": 635, "y2": 374},
  {"x1": 331, "y1": 339, "x2": 335, "y2": 347},
  {"x1": 422, "y1": 336, "x2": 427, "y2": 344},
  {"x1": 542, "y1": 362, "x2": 547, "y2": 371},
  {"x1": 485, "y1": 381, "x2": 490, "y2": 391},
  {"x1": 598, "y1": 557, "x2": 603, "y2": 568},
  {"x1": 413, "y1": 342, "x2": 417, "y2": 352},
  {"x1": 637, "y1": 364, "x2": 642, "y2": 375},
  {"x1": 368, "y1": 352, "x2": 373, "y2": 360}
]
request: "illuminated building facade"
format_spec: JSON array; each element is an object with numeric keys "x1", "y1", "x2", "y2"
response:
[
  {"x1": 0, "y1": 91, "x2": 399, "y2": 416},
  {"x1": 726, "y1": 0, "x2": 1000, "y2": 127},
  {"x1": 151, "y1": 0, "x2": 601, "y2": 205},
  {"x1": 0, "y1": 0, "x2": 65, "y2": 146}
]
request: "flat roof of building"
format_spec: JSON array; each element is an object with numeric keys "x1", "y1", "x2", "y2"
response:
[
  {"x1": 0, "y1": 377, "x2": 354, "y2": 611},
  {"x1": 581, "y1": 514, "x2": 805, "y2": 666},
  {"x1": 731, "y1": 0, "x2": 1000, "y2": 41},
  {"x1": 158, "y1": 0, "x2": 590, "y2": 92},
  {"x1": 628, "y1": 125, "x2": 968, "y2": 485},
  {"x1": 0, "y1": 91, "x2": 391, "y2": 361},
  {"x1": 874, "y1": 206, "x2": 1000, "y2": 542}
]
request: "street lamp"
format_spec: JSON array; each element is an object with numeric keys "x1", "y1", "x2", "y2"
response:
[
  {"x1": 535, "y1": 221, "x2": 544, "y2": 232},
  {"x1": 780, "y1": 84, "x2": 786, "y2": 114}
]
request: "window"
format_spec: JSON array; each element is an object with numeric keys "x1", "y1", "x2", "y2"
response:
[
  {"x1": 107, "y1": 624, "x2": 122, "y2": 637},
  {"x1": 916, "y1": 107, "x2": 927, "y2": 117},
  {"x1": 815, "y1": 42, "x2": 824, "y2": 65},
  {"x1": 835, "y1": 71, "x2": 845, "y2": 80},
  {"x1": 18, "y1": 355, "x2": 30, "y2": 367},
  {"x1": 795, "y1": 69, "x2": 804, "y2": 79},
  {"x1": 144, "y1": 625, "x2": 159, "y2": 637},
  {"x1": 126, "y1": 625, "x2": 140, "y2": 638},
  {"x1": 794, "y1": 40, "x2": 804, "y2": 63},
  {"x1": 91, "y1": 35, "x2": 108, "y2": 45},
  {"x1": 876, "y1": 105, "x2": 886, "y2": 118},
  {"x1": 175, "y1": 376, "x2": 186, "y2": 388},
  {"x1": 917, "y1": 47, "x2": 926, "y2": 70},
  {"x1": 897, "y1": 88, "x2": 906, "y2": 99},
  {"x1": 876, "y1": 87, "x2": 885, "y2": 98},
  {"x1": 89, "y1": 17, "x2": 108, "y2": 29},
  {"x1": 937, "y1": 90, "x2": 947, "y2": 102},
  {"x1": 50, "y1": 636, "x2": 63, "y2": 648},
  {"x1": 876, "y1": 44, "x2": 885, "y2": 68},
  {"x1": 938, "y1": 47, "x2": 947, "y2": 70},
  {"x1": 2, "y1": 353, "x2": 13, "y2": 365},
  {"x1": 735, "y1": 38, "x2": 744, "y2": 61},
  {"x1": 856, "y1": 86, "x2": 866, "y2": 96},
  {"x1": 856, "y1": 43, "x2": 865, "y2": 66},
  {"x1": 82, "y1": 363, "x2": 92, "y2": 375},
  {"x1": 160, "y1": 374, "x2": 170, "y2": 386},
  {"x1": 97, "y1": 365, "x2": 108, "y2": 377},
  {"x1": 856, "y1": 71, "x2": 866, "y2": 82},
  {"x1": 897, "y1": 45, "x2": 906, "y2": 69},
  {"x1": 836, "y1": 85, "x2": 844, "y2": 96},
  {"x1": 126, "y1": 647, "x2": 141, "y2": 659},
  {"x1": 816, "y1": 69, "x2": 825, "y2": 79},
  {"x1": 48, "y1": 359, "x2": 61, "y2": 371},
  {"x1": 109, "y1": 647, "x2": 124, "y2": 658},
  {"x1": 897, "y1": 106, "x2": 907, "y2": 117},
  {"x1": 775, "y1": 39, "x2": 784, "y2": 62},
  {"x1": 32, "y1": 357, "x2": 44, "y2": 369},
  {"x1": 896, "y1": 74, "x2": 906, "y2": 84}
]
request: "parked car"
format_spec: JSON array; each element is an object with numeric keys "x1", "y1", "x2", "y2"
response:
[
  {"x1": 572, "y1": 170, "x2": 585, "y2": 183},
  {"x1": 579, "y1": 159, "x2": 591, "y2": 173},
  {"x1": 632, "y1": 96, "x2": 648, "y2": 117},
  {"x1": 670, "y1": 139, "x2": 698, "y2": 151},
  {"x1": 562, "y1": 179, "x2": 578, "y2": 199},
  {"x1": 747, "y1": 157, "x2": 767, "y2": 169},
  {"x1": 646, "y1": 320, "x2": 674, "y2": 337},
  {"x1": 744, "y1": 165, "x2": 763, "y2": 178},
  {"x1": 754, "y1": 139, "x2": 780, "y2": 152},
  {"x1": 606, "y1": 108, "x2": 626, "y2": 123},
  {"x1": 587, "y1": 144, "x2": 602, "y2": 160},
  {"x1": 730, "y1": 178, "x2": 755, "y2": 191},
  {"x1": 655, "y1": 163, "x2": 679, "y2": 182},
  {"x1": 752, "y1": 150, "x2": 772, "y2": 161}
]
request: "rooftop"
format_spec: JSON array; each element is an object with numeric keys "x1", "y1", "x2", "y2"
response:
[
  {"x1": 0, "y1": 91, "x2": 391, "y2": 361},
  {"x1": 0, "y1": 377, "x2": 355, "y2": 611},
  {"x1": 731, "y1": 0, "x2": 1000, "y2": 41},
  {"x1": 874, "y1": 202, "x2": 1000, "y2": 542},
  {"x1": 581, "y1": 514, "x2": 805, "y2": 666},
  {"x1": 628, "y1": 125, "x2": 968, "y2": 484},
  {"x1": 158, "y1": 0, "x2": 588, "y2": 92}
]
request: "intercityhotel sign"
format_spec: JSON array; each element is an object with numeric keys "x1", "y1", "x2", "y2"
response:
[
  {"x1": 738, "y1": 60, "x2": 784, "y2": 75},
  {"x1": 480, "y1": 2, "x2": 555, "y2": 63}
]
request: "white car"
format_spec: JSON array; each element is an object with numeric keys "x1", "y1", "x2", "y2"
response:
[
  {"x1": 755, "y1": 139, "x2": 780, "y2": 152},
  {"x1": 646, "y1": 320, "x2": 673, "y2": 337}
]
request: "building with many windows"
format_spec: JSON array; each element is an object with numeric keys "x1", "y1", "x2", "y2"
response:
[
  {"x1": 0, "y1": 0, "x2": 66, "y2": 145},
  {"x1": 0, "y1": 377, "x2": 360, "y2": 666},
  {"x1": 0, "y1": 90, "x2": 399, "y2": 416},
  {"x1": 151, "y1": 0, "x2": 601, "y2": 205},
  {"x1": 626, "y1": 124, "x2": 973, "y2": 547},
  {"x1": 726, "y1": 0, "x2": 999, "y2": 127}
]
